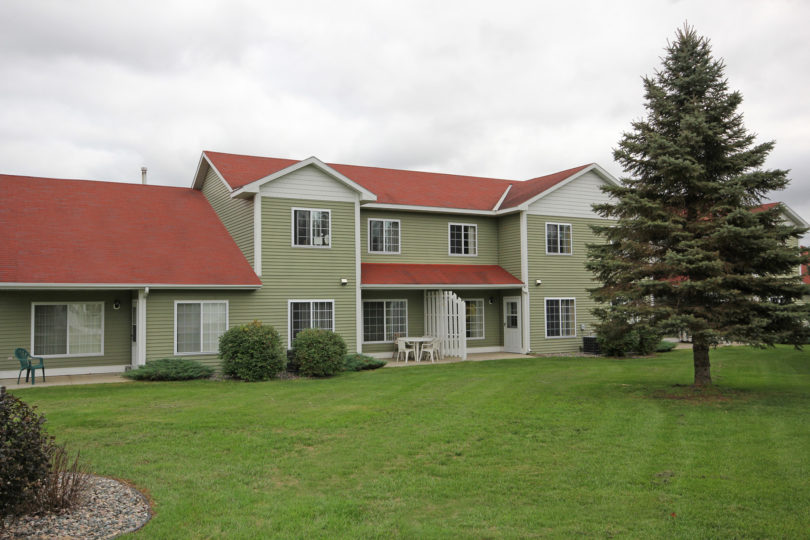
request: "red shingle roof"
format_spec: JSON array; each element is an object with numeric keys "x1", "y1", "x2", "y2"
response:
[
  {"x1": 0, "y1": 175, "x2": 261, "y2": 287},
  {"x1": 204, "y1": 151, "x2": 592, "y2": 211},
  {"x1": 361, "y1": 263, "x2": 523, "y2": 286}
]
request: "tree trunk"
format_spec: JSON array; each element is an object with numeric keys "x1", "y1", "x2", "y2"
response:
[{"x1": 692, "y1": 339, "x2": 712, "y2": 386}]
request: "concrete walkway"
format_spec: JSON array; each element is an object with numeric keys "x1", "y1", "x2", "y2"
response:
[
  {"x1": 0, "y1": 373, "x2": 132, "y2": 391},
  {"x1": 385, "y1": 351, "x2": 532, "y2": 367}
]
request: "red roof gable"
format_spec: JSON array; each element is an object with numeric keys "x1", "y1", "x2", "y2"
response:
[
  {"x1": 361, "y1": 263, "x2": 523, "y2": 287},
  {"x1": 0, "y1": 175, "x2": 261, "y2": 287},
  {"x1": 204, "y1": 151, "x2": 592, "y2": 211},
  {"x1": 499, "y1": 164, "x2": 593, "y2": 208}
]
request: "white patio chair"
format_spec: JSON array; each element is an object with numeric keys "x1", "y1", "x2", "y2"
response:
[
  {"x1": 395, "y1": 337, "x2": 415, "y2": 363},
  {"x1": 420, "y1": 339, "x2": 440, "y2": 363}
]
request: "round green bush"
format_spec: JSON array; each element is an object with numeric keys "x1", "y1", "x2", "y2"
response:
[
  {"x1": 0, "y1": 391, "x2": 52, "y2": 522},
  {"x1": 219, "y1": 321, "x2": 286, "y2": 381},
  {"x1": 293, "y1": 329, "x2": 347, "y2": 377}
]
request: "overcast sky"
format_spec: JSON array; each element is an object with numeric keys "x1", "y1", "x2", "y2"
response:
[{"x1": 2, "y1": 0, "x2": 808, "y2": 228}]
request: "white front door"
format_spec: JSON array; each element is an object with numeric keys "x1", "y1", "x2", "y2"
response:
[{"x1": 503, "y1": 296, "x2": 521, "y2": 353}]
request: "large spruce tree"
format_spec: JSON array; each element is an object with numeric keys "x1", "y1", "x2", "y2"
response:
[{"x1": 587, "y1": 25, "x2": 809, "y2": 385}]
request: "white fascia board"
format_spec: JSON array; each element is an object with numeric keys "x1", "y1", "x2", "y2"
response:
[
  {"x1": 191, "y1": 152, "x2": 232, "y2": 193},
  {"x1": 230, "y1": 156, "x2": 377, "y2": 202},
  {"x1": 361, "y1": 283, "x2": 523, "y2": 290},
  {"x1": 777, "y1": 203, "x2": 810, "y2": 229},
  {"x1": 362, "y1": 203, "x2": 498, "y2": 216},
  {"x1": 513, "y1": 163, "x2": 620, "y2": 211},
  {"x1": 0, "y1": 283, "x2": 261, "y2": 290},
  {"x1": 492, "y1": 185, "x2": 512, "y2": 211}
]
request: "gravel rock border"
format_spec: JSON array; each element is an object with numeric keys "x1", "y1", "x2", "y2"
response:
[{"x1": 1, "y1": 475, "x2": 151, "y2": 539}]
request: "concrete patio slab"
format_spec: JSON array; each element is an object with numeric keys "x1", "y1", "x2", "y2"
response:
[
  {"x1": 385, "y1": 351, "x2": 533, "y2": 367},
  {"x1": 0, "y1": 373, "x2": 132, "y2": 391}
]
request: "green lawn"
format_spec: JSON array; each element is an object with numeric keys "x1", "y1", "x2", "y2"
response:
[{"x1": 13, "y1": 346, "x2": 810, "y2": 538}]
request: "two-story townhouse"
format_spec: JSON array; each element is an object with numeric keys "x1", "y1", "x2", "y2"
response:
[
  {"x1": 187, "y1": 151, "x2": 621, "y2": 362},
  {"x1": 3, "y1": 151, "x2": 806, "y2": 378}
]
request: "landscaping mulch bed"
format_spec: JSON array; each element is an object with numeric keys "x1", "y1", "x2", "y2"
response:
[{"x1": 1, "y1": 476, "x2": 151, "y2": 539}]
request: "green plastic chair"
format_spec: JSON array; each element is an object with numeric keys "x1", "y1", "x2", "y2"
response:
[{"x1": 14, "y1": 348, "x2": 45, "y2": 385}]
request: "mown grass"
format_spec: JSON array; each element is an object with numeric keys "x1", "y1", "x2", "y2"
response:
[{"x1": 13, "y1": 346, "x2": 810, "y2": 538}]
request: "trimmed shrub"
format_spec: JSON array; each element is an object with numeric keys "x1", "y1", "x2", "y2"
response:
[
  {"x1": 220, "y1": 321, "x2": 286, "y2": 381},
  {"x1": 343, "y1": 353, "x2": 387, "y2": 372},
  {"x1": 656, "y1": 340, "x2": 677, "y2": 353},
  {"x1": 123, "y1": 358, "x2": 214, "y2": 381},
  {"x1": 0, "y1": 390, "x2": 52, "y2": 525},
  {"x1": 293, "y1": 329, "x2": 347, "y2": 377}
]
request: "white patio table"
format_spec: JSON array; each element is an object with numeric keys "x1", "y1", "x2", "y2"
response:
[{"x1": 398, "y1": 336, "x2": 436, "y2": 362}]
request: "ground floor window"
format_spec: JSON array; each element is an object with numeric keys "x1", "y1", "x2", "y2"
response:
[
  {"x1": 289, "y1": 300, "x2": 334, "y2": 343},
  {"x1": 545, "y1": 298, "x2": 575, "y2": 338},
  {"x1": 32, "y1": 302, "x2": 104, "y2": 357},
  {"x1": 465, "y1": 299, "x2": 485, "y2": 339},
  {"x1": 175, "y1": 301, "x2": 228, "y2": 354},
  {"x1": 363, "y1": 300, "x2": 407, "y2": 343}
]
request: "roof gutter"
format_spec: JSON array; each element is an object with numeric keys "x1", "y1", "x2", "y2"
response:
[{"x1": 0, "y1": 283, "x2": 262, "y2": 290}]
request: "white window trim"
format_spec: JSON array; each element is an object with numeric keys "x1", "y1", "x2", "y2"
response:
[
  {"x1": 545, "y1": 222, "x2": 573, "y2": 255},
  {"x1": 291, "y1": 207, "x2": 332, "y2": 249},
  {"x1": 173, "y1": 300, "x2": 229, "y2": 356},
  {"x1": 367, "y1": 218, "x2": 402, "y2": 255},
  {"x1": 287, "y1": 299, "x2": 336, "y2": 347},
  {"x1": 465, "y1": 298, "x2": 485, "y2": 341},
  {"x1": 362, "y1": 299, "x2": 408, "y2": 344},
  {"x1": 448, "y1": 222, "x2": 478, "y2": 257},
  {"x1": 544, "y1": 297, "x2": 576, "y2": 339},
  {"x1": 30, "y1": 301, "x2": 105, "y2": 358}
]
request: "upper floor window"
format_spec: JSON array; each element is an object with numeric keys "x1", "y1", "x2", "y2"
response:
[
  {"x1": 369, "y1": 219, "x2": 400, "y2": 254},
  {"x1": 449, "y1": 223, "x2": 477, "y2": 256},
  {"x1": 32, "y1": 302, "x2": 104, "y2": 357},
  {"x1": 546, "y1": 223, "x2": 572, "y2": 254},
  {"x1": 293, "y1": 208, "x2": 331, "y2": 248},
  {"x1": 175, "y1": 301, "x2": 228, "y2": 355}
]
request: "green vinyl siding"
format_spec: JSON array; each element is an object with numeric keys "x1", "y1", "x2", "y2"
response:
[
  {"x1": 527, "y1": 215, "x2": 608, "y2": 354},
  {"x1": 360, "y1": 210, "x2": 499, "y2": 264},
  {"x1": 201, "y1": 168, "x2": 254, "y2": 267},
  {"x1": 262, "y1": 197, "x2": 357, "y2": 350},
  {"x1": 144, "y1": 290, "x2": 254, "y2": 368},
  {"x1": 0, "y1": 291, "x2": 131, "y2": 372},
  {"x1": 497, "y1": 213, "x2": 522, "y2": 278},
  {"x1": 143, "y1": 196, "x2": 359, "y2": 364}
]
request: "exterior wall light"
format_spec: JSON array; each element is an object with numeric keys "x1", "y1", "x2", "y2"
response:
[
  {"x1": 535, "y1": 279, "x2": 542, "y2": 286},
  {"x1": 340, "y1": 278, "x2": 348, "y2": 286}
]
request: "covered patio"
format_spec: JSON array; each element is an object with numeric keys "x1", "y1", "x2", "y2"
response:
[{"x1": 360, "y1": 263, "x2": 527, "y2": 360}]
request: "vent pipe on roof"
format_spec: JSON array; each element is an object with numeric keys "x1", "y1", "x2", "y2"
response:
[{"x1": 141, "y1": 167, "x2": 148, "y2": 185}]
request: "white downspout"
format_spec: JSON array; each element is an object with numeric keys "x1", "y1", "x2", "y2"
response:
[
  {"x1": 136, "y1": 288, "x2": 148, "y2": 366},
  {"x1": 520, "y1": 210, "x2": 531, "y2": 354}
]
